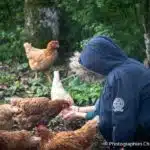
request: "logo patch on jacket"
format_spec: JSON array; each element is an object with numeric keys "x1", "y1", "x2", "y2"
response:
[{"x1": 112, "y1": 97, "x2": 124, "y2": 112}]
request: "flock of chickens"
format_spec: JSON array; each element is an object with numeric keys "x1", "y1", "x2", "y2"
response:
[{"x1": 0, "y1": 41, "x2": 98, "y2": 150}]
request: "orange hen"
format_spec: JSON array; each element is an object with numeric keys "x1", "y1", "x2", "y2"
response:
[
  {"x1": 35, "y1": 118, "x2": 98, "y2": 150},
  {"x1": 0, "y1": 104, "x2": 20, "y2": 130},
  {"x1": 23, "y1": 40, "x2": 59, "y2": 82},
  {"x1": 0, "y1": 130, "x2": 40, "y2": 150},
  {"x1": 10, "y1": 97, "x2": 70, "y2": 130}
]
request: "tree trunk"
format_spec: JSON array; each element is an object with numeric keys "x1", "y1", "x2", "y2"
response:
[
  {"x1": 144, "y1": 33, "x2": 150, "y2": 60},
  {"x1": 24, "y1": 0, "x2": 59, "y2": 47},
  {"x1": 143, "y1": 0, "x2": 150, "y2": 60}
]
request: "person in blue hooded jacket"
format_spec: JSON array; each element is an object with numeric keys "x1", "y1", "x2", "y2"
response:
[{"x1": 61, "y1": 36, "x2": 150, "y2": 149}]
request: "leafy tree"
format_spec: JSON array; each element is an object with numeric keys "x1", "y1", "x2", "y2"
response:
[
  {"x1": 0, "y1": 0, "x2": 24, "y2": 61},
  {"x1": 57, "y1": 0, "x2": 149, "y2": 61},
  {"x1": 0, "y1": 0, "x2": 149, "y2": 62}
]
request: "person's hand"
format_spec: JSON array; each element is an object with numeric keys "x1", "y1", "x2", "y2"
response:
[
  {"x1": 62, "y1": 110, "x2": 78, "y2": 120},
  {"x1": 59, "y1": 107, "x2": 72, "y2": 117},
  {"x1": 70, "y1": 105, "x2": 79, "y2": 112},
  {"x1": 59, "y1": 106, "x2": 86, "y2": 120},
  {"x1": 59, "y1": 106, "x2": 78, "y2": 120},
  {"x1": 60, "y1": 105, "x2": 79, "y2": 116}
]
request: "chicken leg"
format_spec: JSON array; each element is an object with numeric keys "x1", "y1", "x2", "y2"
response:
[
  {"x1": 44, "y1": 71, "x2": 51, "y2": 83},
  {"x1": 34, "y1": 72, "x2": 38, "y2": 80}
]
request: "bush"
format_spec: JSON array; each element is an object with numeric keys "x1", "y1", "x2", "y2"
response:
[
  {"x1": 63, "y1": 76, "x2": 103, "y2": 106},
  {"x1": 0, "y1": 26, "x2": 26, "y2": 62}
]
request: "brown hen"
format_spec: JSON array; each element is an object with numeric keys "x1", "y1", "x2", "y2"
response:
[
  {"x1": 0, "y1": 104, "x2": 20, "y2": 130},
  {"x1": 0, "y1": 130, "x2": 40, "y2": 150},
  {"x1": 35, "y1": 118, "x2": 98, "y2": 150},
  {"x1": 10, "y1": 97, "x2": 70, "y2": 130},
  {"x1": 23, "y1": 40, "x2": 59, "y2": 82}
]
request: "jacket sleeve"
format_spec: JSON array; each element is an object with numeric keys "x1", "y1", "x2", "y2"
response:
[
  {"x1": 111, "y1": 77, "x2": 139, "y2": 143},
  {"x1": 85, "y1": 111, "x2": 96, "y2": 120}
]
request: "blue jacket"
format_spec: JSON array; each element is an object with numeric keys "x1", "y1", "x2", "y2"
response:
[{"x1": 79, "y1": 36, "x2": 150, "y2": 143}]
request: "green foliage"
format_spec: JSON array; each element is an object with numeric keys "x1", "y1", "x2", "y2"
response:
[
  {"x1": 57, "y1": 0, "x2": 146, "y2": 61},
  {"x1": 0, "y1": 26, "x2": 26, "y2": 61},
  {"x1": 0, "y1": 62, "x2": 51, "y2": 98},
  {"x1": 0, "y1": 0, "x2": 147, "y2": 61},
  {"x1": 0, "y1": 72, "x2": 16, "y2": 85},
  {"x1": 17, "y1": 63, "x2": 29, "y2": 71},
  {"x1": 28, "y1": 78, "x2": 51, "y2": 97},
  {"x1": 79, "y1": 23, "x2": 145, "y2": 61},
  {"x1": 0, "y1": 0, "x2": 24, "y2": 29},
  {"x1": 8, "y1": 81, "x2": 25, "y2": 96},
  {"x1": 0, "y1": 62, "x2": 103, "y2": 105},
  {"x1": 0, "y1": 0, "x2": 24, "y2": 62},
  {"x1": 63, "y1": 76, "x2": 103, "y2": 106}
]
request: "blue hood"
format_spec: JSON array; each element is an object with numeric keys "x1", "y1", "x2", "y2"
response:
[{"x1": 79, "y1": 36, "x2": 128, "y2": 75}]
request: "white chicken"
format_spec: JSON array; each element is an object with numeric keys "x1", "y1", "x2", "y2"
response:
[{"x1": 51, "y1": 70, "x2": 74, "y2": 105}]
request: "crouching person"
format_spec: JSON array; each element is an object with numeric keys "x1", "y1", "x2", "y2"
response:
[{"x1": 61, "y1": 36, "x2": 150, "y2": 150}]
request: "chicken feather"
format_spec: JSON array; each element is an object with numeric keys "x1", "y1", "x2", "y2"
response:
[
  {"x1": 51, "y1": 70, "x2": 74, "y2": 104},
  {"x1": 23, "y1": 41, "x2": 59, "y2": 82},
  {"x1": 11, "y1": 97, "x2": 70, "y2": 130},
  {"x1": 36, "y1": 117, "x2": 98, "y2": 150}
]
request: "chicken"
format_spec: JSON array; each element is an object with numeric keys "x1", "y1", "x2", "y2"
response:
[
  {"x1": 10, "y1": 97, "x2": 51, "y2": 109},
  {"x1": 10, "y1": 97, "x2": 70, "y2": 130},
  {"x1": 69, "y1": 51, "x2": 104, "y2": 83},
  {"x1": 0, "y1": 130, "x2": 40, "y2": 150},
  {"x1": 23, "y1": 40, "x2": 59, "y2": 82},
  {"x1": 51, "y1": 70, "x2": 74, "y2": 105},
  {"x1": 35, "y1": 117, "x2": 99, "y2": 150},
  {"x1": 0, "y1": 104, "x2": 20, "y2": 130}
]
